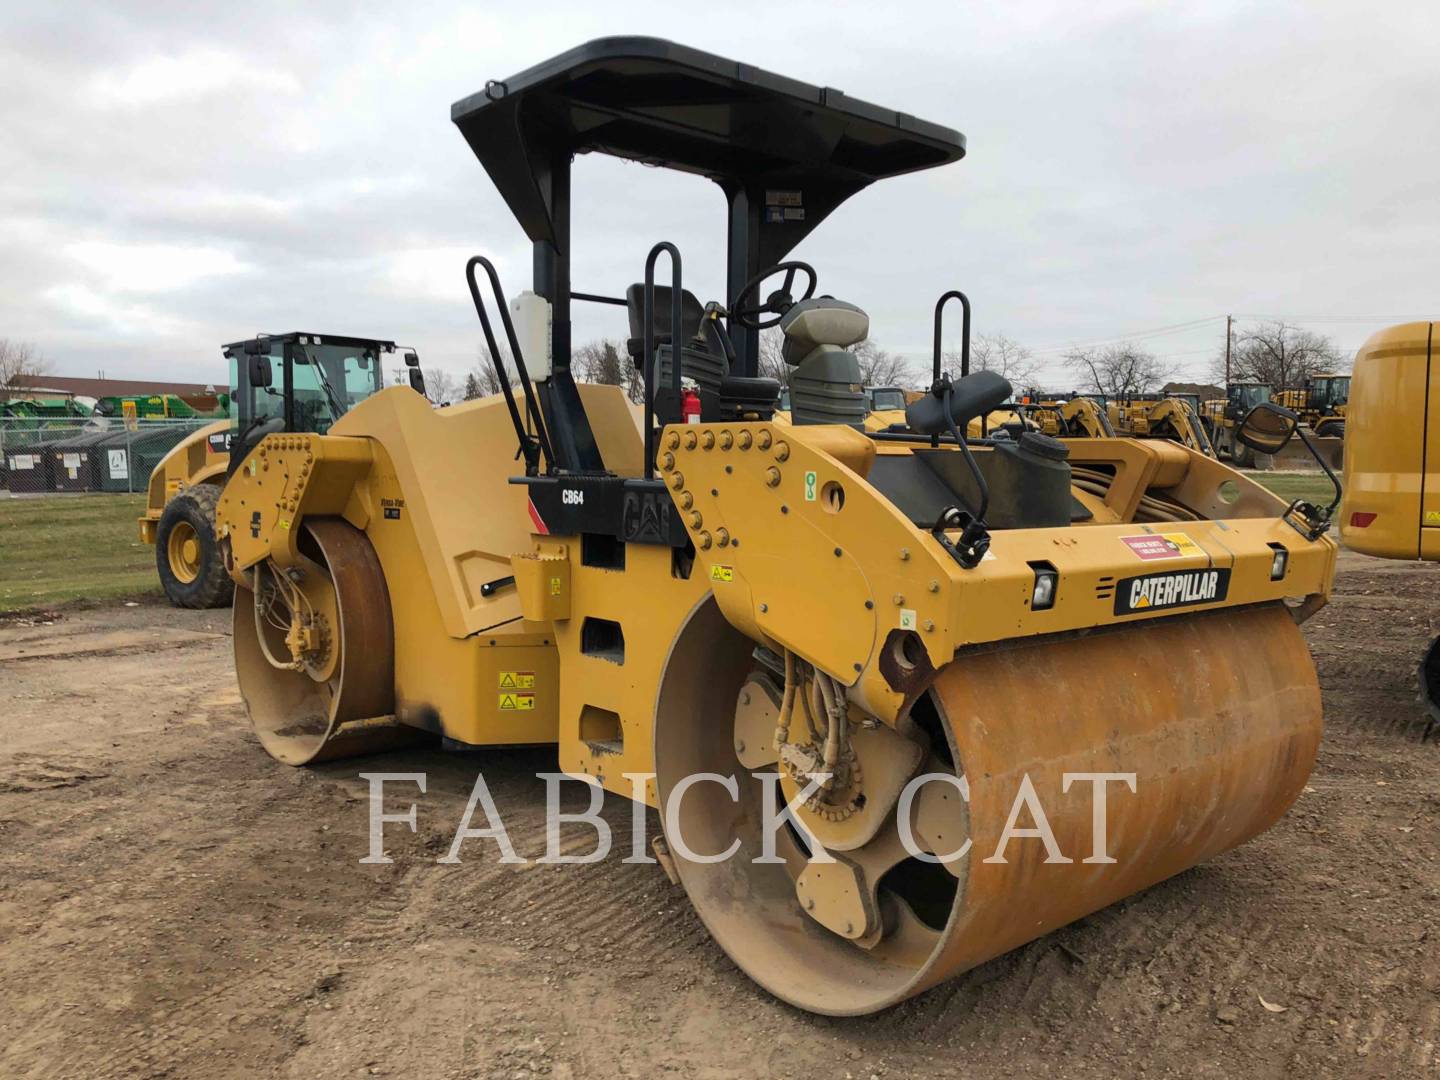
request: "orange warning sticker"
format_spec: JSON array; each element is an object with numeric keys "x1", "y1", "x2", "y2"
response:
[{"x1": 1120, "y1": 533, "x2": 1203, "y2": 561}]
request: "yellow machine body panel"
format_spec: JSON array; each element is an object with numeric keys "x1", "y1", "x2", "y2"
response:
[
  {"x1": 660, "y1": 422, "x2": 1333, "y2": 725},
  {"x1": 215, "y1": 383, "x2": 644, "y2": 750},
  {"x1": 138, "y1": 418, "x2": 230, "y2": 543},
  {"x1": 1340, "y1": 322, "x2": 1435, "y2": 559}
]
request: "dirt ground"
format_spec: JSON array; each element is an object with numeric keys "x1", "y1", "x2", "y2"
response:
[{"x1": 1, "y1": 551, "x2": 1437, "y2": 1079}]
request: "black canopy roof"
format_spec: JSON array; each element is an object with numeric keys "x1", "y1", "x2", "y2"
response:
[{"x1": 452, "y1": 36, "x2": 966, "y2": 249}]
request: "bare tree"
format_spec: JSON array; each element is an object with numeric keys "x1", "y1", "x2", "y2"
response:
[
  {"x1": 1215, "y1": 321, "x2": 1346, "y2": 389},
  {"x1": 463, "y1": 372, "x2": 482, "y2": 400},
  {"x1": 574, "y1": 339, "x2": 644, "y2": 402},
  {"x1": 852, "y1": 340, "x2": 917, "y2": 387},
  {"x1": 472, "y1": 343, "x2": 518, "y2": 396},
  {"x1": 424, "y1": 369, "x2": 459, "y2": 405},
  {"x1": 947, "y1": 333, "x2": 1037, "y2": 391},
  {"x1": 1065, "y1": 343, "x2": 1171, "y2": 399},
  {"x1": 0, "y1": 339, "x2": 48, "y2": 394},
  {"x1": 758, "y1": 333, "x2": 918, "y2": 391},
  {"x1": 757, "y1": 328, "x2": 789, "y2": 388}
]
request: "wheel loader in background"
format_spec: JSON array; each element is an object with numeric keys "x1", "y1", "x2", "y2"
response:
[
  {"x1": 138, "y1": 334, "x2": 421, "y2": 607},
  {"x1": 1277, "y1": 373, "x2": 1350, "y2": 439},
  {"x1": 1340, "y1": 322, "x2": 1440, "y2": 738},
  {"x1": 216, "y1": 38, "x2": 1338, "y2": 1015},
  {"x1": 1203, "y1": 382, "x2": 1273, "y2": 464}
]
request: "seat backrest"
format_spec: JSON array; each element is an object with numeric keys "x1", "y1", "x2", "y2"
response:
[
  {"x1": 779, "y1": 298, "x2": 870, "y2": 365},
  {"x1": 625, "y1": 284, "x2": 705, "y2": 360}
]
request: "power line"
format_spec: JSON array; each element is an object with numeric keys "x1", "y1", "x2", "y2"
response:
[
  {"x1": 1028, "y1": 315, "x2": 1227, "y2": 356},
  {"x1": 1231, "y1": 313, "x2": 1427, "y2": 322}
]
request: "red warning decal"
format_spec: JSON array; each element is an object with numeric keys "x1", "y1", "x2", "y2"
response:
[{"x1": 1120, "y1": 533, "x2": 1203, "y2": 561}]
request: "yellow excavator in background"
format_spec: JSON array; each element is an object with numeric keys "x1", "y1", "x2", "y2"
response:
[
  {"x1": 1021, "y1": 395, "x2": 1114, "y2": 439},
  {"x1": 1339, "y1": 322, "x2": 1438, "y2": 738},
  {"x1": 213, "y1": 38, "x2": 1340, "y2": 1014},
  {"x1": 1108, "y1": 394, "x2": 1216, "y2": 457}
]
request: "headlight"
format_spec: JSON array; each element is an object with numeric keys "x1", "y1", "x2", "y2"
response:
[
  {"x1": 1029, "y1": 562, "x2": 1058, "y2": 610},
  {"x1": 1268, "y1": 543, "x2": 1288, "y2": 581}
]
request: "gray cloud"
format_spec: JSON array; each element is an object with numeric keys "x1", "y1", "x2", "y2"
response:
[{"x1": 3, "y1": 1, "x2": 1437, "y2": 389}]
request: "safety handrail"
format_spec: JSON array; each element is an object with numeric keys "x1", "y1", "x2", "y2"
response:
[
  {"x1": 932, "y1": 290, "x2": 972, "y2": 447},
  {"x1": 465, "y1": 255, "x2": 555, "y2": 476},
  {"x1": 642, "y1": 242, "x2": 684, "y2": 481}
]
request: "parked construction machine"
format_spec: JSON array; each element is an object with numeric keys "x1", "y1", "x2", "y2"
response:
[
  {"x1": 1277, "y1": 373, "x2": 1349, "y2": 439},
  {"x1": 1339, "y1": 323, "x2": 1439, "y2": 737},
  {"x1": 1107, "y1": 394, "x2": 1216, "y2": 457},
  {"x1": 138, "y1": 334, "x2": 415, "y2": 607},
  {"x1": 1203, "y1": 382, "x2": 1274, "y2": 464},
  {"x1": 214, "y1": 38, "x2": 1337, "y2": 1014},
  {"x1": 1020, "y1": 394, "x2": 1114, "y2": 439}
]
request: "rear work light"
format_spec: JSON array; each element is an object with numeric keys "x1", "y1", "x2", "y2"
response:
[
  {"x1": 1267, "y1": 542, "x2": 1288, "y2": 581},
  {"x1": 1028, "y1": 562, "x2": 1058, "y2": 610}
]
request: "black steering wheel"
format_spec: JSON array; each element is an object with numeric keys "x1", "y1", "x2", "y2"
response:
[{"x1": 729, "y1": 261, "x2": 818, "y2": 329}]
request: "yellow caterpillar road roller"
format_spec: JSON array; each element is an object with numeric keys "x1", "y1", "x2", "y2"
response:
[
  {"x1": 215, "y1": 38, "x2": 1339, "y2": 1014},
  {"x1": 1340, "y1": 322, "x2": 1439, "y2": 738},
  {"x1": 138, "y1": 334, "x2": 419, "y2": 607}
]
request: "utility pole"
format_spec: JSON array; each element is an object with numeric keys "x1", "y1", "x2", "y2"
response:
[{"x1": 1224, "y1": 315, "x2": 1232, "y2": 386}]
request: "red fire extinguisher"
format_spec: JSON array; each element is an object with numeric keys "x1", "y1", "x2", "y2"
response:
[{"x1": 682, "y1": 387, "x2": 702, "y2": 424}]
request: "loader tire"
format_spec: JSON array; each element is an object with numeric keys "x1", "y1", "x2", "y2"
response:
[{"x1": 156, "y1": 484, "x2": 233, "y2": 609}]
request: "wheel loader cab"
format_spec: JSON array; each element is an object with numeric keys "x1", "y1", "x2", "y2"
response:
[
  {"x1": 221, "y1": 333, "x2": 395, "y2": 475},
  {"x1": 212, "y1": 37, "x2": 1342, "y2": 1018}
]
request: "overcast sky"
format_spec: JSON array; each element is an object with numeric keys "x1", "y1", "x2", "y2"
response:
[{"x1": 4, "y1": 1, "x2": 1437, "y2": 390}]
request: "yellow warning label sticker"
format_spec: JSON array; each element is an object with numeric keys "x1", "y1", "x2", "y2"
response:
[
  {"x1": 1120, "y1": 532, "x2": 1203, "y2": 561},
  {"x1": 277, "y1": 518, "x2": 291, "y2": 531},
  {"x1": 498, "y1": 692, "x2": 536, "y2": 711},
  {"x1": 710, "y1": 565, "x2": 734, "y2": 582},
  {"x1": 499, "y1": 671, "x2": 535, "y2": 690},
  {"x1": 549, "y1": 577, "x2": 562, "y2": 595},
  {"x1": 1425, "y1": 510, "x2": 1440, "y2": 525}
]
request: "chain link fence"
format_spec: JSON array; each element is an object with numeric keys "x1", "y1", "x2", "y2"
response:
[{"x1": 0, "y1": 417, "x2": 216, "y2": 496}]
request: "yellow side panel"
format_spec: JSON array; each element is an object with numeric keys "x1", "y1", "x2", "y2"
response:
[
  {"x1": 358, "y1": 439, "x2": 559, "y2": 746},
  {"x1": 1340, "y1": 322, "x2": 1432, "y2": 559},
  {"x1": 330, "y1": 382, "x2": 642, "y2": 639},
  {"x1": 550, "y1": 541, "x2": 709, "y2": 807}
]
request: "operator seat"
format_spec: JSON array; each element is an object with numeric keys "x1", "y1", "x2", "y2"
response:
[
  {"x1": 780, "y1": 298, "x2": 870, "y2": 426},
  {"x1": 625, "y1": 283, "x2": 780, "y2": 423}
]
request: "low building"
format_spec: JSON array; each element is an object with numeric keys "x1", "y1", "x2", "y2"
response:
[{"x1": 1, "y1": 374, "x2": 224, "y2": 402}]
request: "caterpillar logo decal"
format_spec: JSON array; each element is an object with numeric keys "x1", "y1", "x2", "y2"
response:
[{"x1": 1115, "y1": 568, "x2": 1230, "y2": 615}]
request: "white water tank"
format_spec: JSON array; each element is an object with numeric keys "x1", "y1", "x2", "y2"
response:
[{"x1": 509, "y1": 291, "x2": 552, "y2": 381}]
